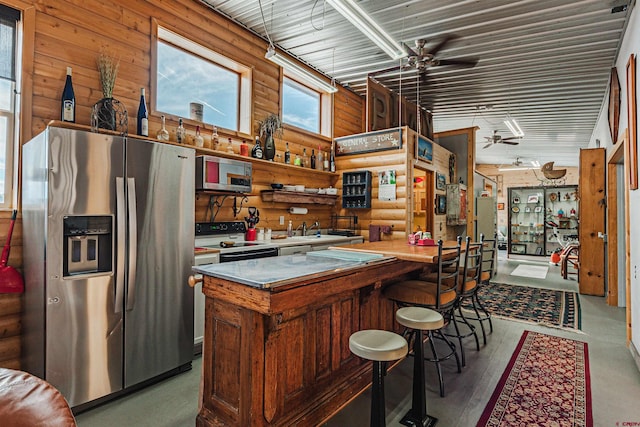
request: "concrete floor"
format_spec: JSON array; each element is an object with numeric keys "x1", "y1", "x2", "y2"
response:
[{"x1": 76, "y1": 252, "x2": 640, "y2": 426}]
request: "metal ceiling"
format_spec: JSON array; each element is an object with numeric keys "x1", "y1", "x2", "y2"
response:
[{"x1": 201, "y1": 0, "x2": 631, "y2": 167}]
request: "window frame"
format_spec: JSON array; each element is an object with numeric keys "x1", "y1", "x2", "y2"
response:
[
  {"x1": 280, "y1": 71, "x2": 333, "y2": 138},
  {"x1": 282, "y1": 76, "x2": 321, "y2": 134},
  {"x1": 152, "y1": 23, "x2": 252, "y2": 135}
]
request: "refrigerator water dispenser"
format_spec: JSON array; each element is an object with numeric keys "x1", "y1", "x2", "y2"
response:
[{"x1": 63, "y1": 216, "x2": 113, "y2": 276}]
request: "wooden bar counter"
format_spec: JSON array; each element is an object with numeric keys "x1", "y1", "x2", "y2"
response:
[
  {"x1": 330, "y1": 239, "x2": 463, "y2": 263},
  {"x1": 193, "y1": 251, "x2": 426, "y2": 426}
]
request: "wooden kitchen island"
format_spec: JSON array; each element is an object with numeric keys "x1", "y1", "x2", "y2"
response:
[{"x1": 193, "y1": 250, "x2": 427, "y2": 426}]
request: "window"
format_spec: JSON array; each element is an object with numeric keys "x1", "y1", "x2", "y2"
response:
[
  {"x1": 155, "y1": 26, "x2": 252, "y2": 134},
  {"x1": 0, "y1": 5, "x2": 20, "y2": 208},
  {"x1": 282, "y1": 77, "x2": 320, "y2": 134}
]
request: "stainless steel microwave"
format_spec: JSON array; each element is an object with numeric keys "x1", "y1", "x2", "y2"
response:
[{"x1": 195, "y1": 155, "x2": 252, "y2": 193}]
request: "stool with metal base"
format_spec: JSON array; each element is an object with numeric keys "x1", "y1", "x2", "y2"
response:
[
  {"x1": 396, "y1": 306, "x2": 444, "y2": 427},
  {"x1": 349, "y1": 330, "x2": 409, "y2": 427}
]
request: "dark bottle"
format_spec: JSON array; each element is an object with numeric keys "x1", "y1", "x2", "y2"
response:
[
  {"x1": 137, "y1": 88, "x2": 149, "y2": 136},
  {"x1": 176, "y1": 118, "x2": 186, "y2": 144},
  {"x1": 329, "y1": 146, "x2": 336, "y2": 172},
  {"x1": 251, "y1": 136, "x2": 263, "y2": 159},
  {"x1": 310, "y1": 149, "x2": 316, "y2": 169},
  {"x1": 284, "y1": 142, "x2": 291, "y2": 164},
  {"x1": 61, "y1": 67, "x2": 75, "y2": 122}
]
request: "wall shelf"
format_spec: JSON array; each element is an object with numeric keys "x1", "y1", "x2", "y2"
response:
[{"x1": 260, "y1": 190, "x2": 338, "y2": 205}]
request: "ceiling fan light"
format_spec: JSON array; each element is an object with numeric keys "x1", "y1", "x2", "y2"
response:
[
  {"x1": 325, "y1": 0, "x2": 405, "y2": 60},
  {"x1": 265, "y1": 47, "x2": 338, "y2": 93}
]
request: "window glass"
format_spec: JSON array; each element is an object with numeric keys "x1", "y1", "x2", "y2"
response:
[
  {"x1": 156, "y1": 40, "x2": 239, "y2": 131},
  {"x1": 0, "y1": 79, "x2": 10, "y2": 112},
  {"x1": 282, "y1": 77, "x2": 320, "y2": 133},
  {"x1": 0, "y1": 115, "x2": 6, "y2": 203}
]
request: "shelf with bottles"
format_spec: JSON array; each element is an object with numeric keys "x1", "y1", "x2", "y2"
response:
[{"x1": 342, "y1": 171, "x2": 372, "y2": 209}]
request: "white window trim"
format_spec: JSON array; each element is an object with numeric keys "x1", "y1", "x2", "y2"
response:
[{"x1": 156, "y1": 26, "x2": 252, "y2": 135}]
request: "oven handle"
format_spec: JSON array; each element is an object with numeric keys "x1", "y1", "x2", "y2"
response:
[{"x1": 219, "y1": 247, "x2": 279, "y2": 262}]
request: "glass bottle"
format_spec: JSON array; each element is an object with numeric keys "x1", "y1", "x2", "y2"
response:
[
  {"x1": 226, "y1": 137, "x2": 234, "y2": 153},
  {"x1": 156, "y1": 115, "x2": 169, "y2": 141},
  {"x1": 136, "y1": 88, "x2": 149, "y2": 136},
  {"x1": 316, "y1": 147, "x2": 323, "y2": 171},
  {"x1": 194, "y1": 125, "x2": 204, "y2": 148},
  {"x1": 310, "y1": 149, "x2": 316, "y2": 169},
  {"x1": 284, "y1": 142, "x2": 291, "y2": 164},
  {"x1": 302, "y1": 148, "x2": 308, "y2": 168},
  {"x1": 251, "y1": 136, "x2": 263, "y2": 159},
  {"x1": 240, "y1": 139, "x2": 249, "y2": 156},
  {"x1": 61, "y1": 67, "x2": 75, "y2": 122},
  {"x1": 323, "y1": 151, "x2": 329, "y2": 171},
  {"x1": 211, "y1": 126, "x2": 219, "y2": 150},
  {"x1": 176, "y1": 118, "x2": 186, "y2": 144},
  {"x1": 294, "y1": 154, "x2": 301, "y2": 166},
  {"x1": 329, "y1": 147, "x2": 336, "y2": 172}
]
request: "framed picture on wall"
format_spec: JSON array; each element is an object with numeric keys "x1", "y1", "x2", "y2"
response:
[
  {"x1": 417, "y1": 137, "x2": 433, "y2": 163},
  {"x1": 436, "y1": 172, "x2": 446, "y2": 190},
  {"x1": 497, "y1": 202, "x2": 505, "y2": 210},
  {"x1": 435, "y1": 194, "x2": 447, "y2": 214}
]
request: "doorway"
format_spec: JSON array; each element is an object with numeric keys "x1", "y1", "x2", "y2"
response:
[{"x1": 412, "y1": 168, "x2": 434, "y2": 234}]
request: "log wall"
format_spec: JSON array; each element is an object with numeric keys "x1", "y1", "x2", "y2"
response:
[{"x1": 1, "y1": 0, "x2": 367, "y2": 369}]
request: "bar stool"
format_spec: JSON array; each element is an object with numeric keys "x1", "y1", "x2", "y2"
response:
[
  {"x1": 395, "y1": 306, "x2": 444, "y2": 427},
  {"x1": 349, "y1": 330, "x2": 408, "y2": 427}
]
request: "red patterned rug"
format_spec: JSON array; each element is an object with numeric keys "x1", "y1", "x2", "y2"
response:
[{"x1": 477, "y1": 331, "x2": 592, "y2": 427}]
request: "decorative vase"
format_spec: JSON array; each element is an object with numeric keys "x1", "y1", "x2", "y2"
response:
[
  {"x1": 91, "y1": 97, "x2": 128, "y2": 135},
  {"x1": 264, "y1": 133, "x2": 276, "y2": 161}
]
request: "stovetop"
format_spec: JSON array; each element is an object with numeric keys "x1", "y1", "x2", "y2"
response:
[{"x1": 195, "y1": 221, "x2": 277, "y2": 254}]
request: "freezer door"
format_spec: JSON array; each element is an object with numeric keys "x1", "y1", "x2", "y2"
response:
[
  {"x1": 43, "y1": 128, "x2": 124, "y2": 407},
  {"x1": 124, "y1": 138, "x2": 195, "y2": 387}
]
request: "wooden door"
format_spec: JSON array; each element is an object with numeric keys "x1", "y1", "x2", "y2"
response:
[{"x1": 578, "y1": 148, "x2": 606, "y2": 295}]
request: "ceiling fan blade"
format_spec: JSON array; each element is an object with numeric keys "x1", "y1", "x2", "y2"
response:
[
  {"x1": 501, "y1": 140, "x2": 520, "y2": 145},
  {"x1": 401, "y1": 41, "x2": 418, "y2": 58},
  {"x1": 501, "y1": 136, "x2": 519, "y2": 142},
  {"x1": 428, "y1": 34, "x2": 457, "y2": 56},
  {"x1": 483, "y1": 142, "x2": 493, "y2": 149},
  {"x1": 436, "y1": 57, "x2": 478, "y2": 67}
]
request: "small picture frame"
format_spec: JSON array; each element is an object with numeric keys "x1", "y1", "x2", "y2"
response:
[
  {"x1": 497, "y1": 202, "x2": 505, "y2": 210},
  {"x1": 527, "y1": 194, "x2": 539, "y2": 203},
  {"x1": 534, "y1": 206, "x2": 543, "y2": 213},
  {"x1": 525, "y1": 206, "x2": 531, "y2": 213},
  {"x1": 513, "y1": 197, "x2": 520, "y2": 204},
  {"x1": 436, "y1": 172, "x2": 446, "y2": 190},
  {"x1": 511, "y1": 244, "x2": 526, "y2": 254},
  {"x1": 435, "y1": 194, "x2": 447, "y2": 214}
]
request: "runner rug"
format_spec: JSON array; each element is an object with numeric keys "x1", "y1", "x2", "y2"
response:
[
  {"x1": 477, "y1": 330, "x2": 592, "y2": 427},
  {"x1": 467, "y1": 282, "x2": 581, "y2": 330}
]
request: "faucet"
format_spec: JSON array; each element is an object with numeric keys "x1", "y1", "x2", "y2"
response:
[
  {"x1": 307, "y1": 221, "x2": 320, "y2": 236},
  {"x1": 295, "y1": 221, "x2": 307, "y2": 236}
]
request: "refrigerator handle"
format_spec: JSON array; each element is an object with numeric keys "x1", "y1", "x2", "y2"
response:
[
  {"x1": 126, "y1": 177, "x2": 138, "y2": 311},
  {"x1": 115, "y1": 177, "x2": 125, "y2": 314}
]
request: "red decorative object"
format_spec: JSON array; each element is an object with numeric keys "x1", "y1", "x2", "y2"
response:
[{"x1": 477, "y1": 331, "x2": 592, "y2": 426}]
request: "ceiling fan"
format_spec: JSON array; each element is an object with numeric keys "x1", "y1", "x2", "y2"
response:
[
  {"x1": 482, "y1": 130, "x2": 520, "y2": 149},
  {"x1": 368, "y1": 35, "x2": 478, "y2": 78}
]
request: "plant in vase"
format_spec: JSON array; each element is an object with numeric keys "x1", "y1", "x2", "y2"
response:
[
  {"x1": 92, "y1": 48, "x2": 126, "y2": 132},
  {"x1": 258, "y1": 113, "x2": 283, "y2": 161}
]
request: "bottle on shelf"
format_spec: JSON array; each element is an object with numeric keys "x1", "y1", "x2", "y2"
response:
[
  {"x1": 323, "y1": 151, "x2": 329, "y2": 171},
  {"x1": 61, "y1": 67, "x2": 75, "y2": 123},
  {"x1": 251, "y1": 136, "x2": 263, "y2": 159},
  {"x1": 194, "y1": 125, "x2": 204, "y2": 148},
  {"x1": 284, "y1": 142, "x2": 291, "y2": 164},
  {"x1": 226, "y1": 137, "x2": 234, "y2": 153},
  {"x1": 316, "y1": 147, "x2": 323, "y2": 171},
  {"x1": 302, "y1": 148, "x2": 308, "y2": 168},
  {"x1": 157, "y1": 115, "x2": 169, "y2": 141},
  {"x1": 329, "y1": 146, "x2": 336, "y2": 172},
  {"x1": 211, "y1": 126, "x2": 219, "y2": 150},
  {"x1": 136, "y1": 88, "x2": 149, "y2": 136},
  {"x1": 294, "y1": 153, "x2": 301, "y2": 166},
  {"x1": 176, "y1": 118, "x2": 186, "y2": 144},
  {"x1": 287, "y1": 220, "x2": 293, "y2": 237},
  {"x1": 240, "y1": 139, "x2": 249, "y2": 156},
  {"x1": 310, "y1": 149, "x2": 316, "y2": 169}
]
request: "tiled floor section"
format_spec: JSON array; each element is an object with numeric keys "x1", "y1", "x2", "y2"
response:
[{"x1": 76, "y1": 252, "x2": 640, "y2": 426}]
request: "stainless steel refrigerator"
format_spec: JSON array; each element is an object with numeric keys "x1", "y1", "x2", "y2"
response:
[{"x1": 21, "y1": 126, "x2": 195, "y2": 409}]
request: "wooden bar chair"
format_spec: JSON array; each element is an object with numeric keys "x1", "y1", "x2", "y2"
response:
[
  {"x1": 383, "y1": 237, "x2": 463, "y2": 397},
  {"x1": 349, "y1": 330, "x2": 408, "y2": 427}
]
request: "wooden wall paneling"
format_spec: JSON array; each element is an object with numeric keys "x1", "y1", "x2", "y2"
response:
[
  {"x1": 606, "y1": 132, "x2": 627, "y2": 307},
  {"x1": 579, "y1": 148, "x2": 606, "y2": 296}
]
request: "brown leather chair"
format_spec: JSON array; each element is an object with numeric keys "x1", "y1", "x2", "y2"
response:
[{"x1": 0, "y1": 368, "x2": 77, "y2": 427}]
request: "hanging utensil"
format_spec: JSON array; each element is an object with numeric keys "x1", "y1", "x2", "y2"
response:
[{"x1": 0, "y1": 210, "x2": 24, "y2": 293}]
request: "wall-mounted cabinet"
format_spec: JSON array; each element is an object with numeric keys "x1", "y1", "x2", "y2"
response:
[
  {"x1": 342, "y1": 170, "x2": 372, "y2": 209},
  {"x1": 508, "y1": 186, "x2": 578, "y2": 257}
]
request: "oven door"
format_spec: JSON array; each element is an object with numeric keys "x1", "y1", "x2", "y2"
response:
[{"x1": 219, "y1": 247, "x2": 279, "y2": 263}]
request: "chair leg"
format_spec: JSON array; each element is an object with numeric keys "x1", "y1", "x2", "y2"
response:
[
  {"x1": 470, "y1": 295, "x2": 487, "y2": 346},
  {"x1": 449, "y1": 312, "x2": 467, "y2": 366},
  {"x1": 474, "y1": 289, "x2": 493, "y2": 334},
  {"x1": 371, "y1": 361, "x2": 386, "y2": 427},
  {"x1": 426, "y1": 331, "x2": 446, "y2": 398},
  {"x1": 457, "y1": 305, "x2": 480, "y2": 351}
]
